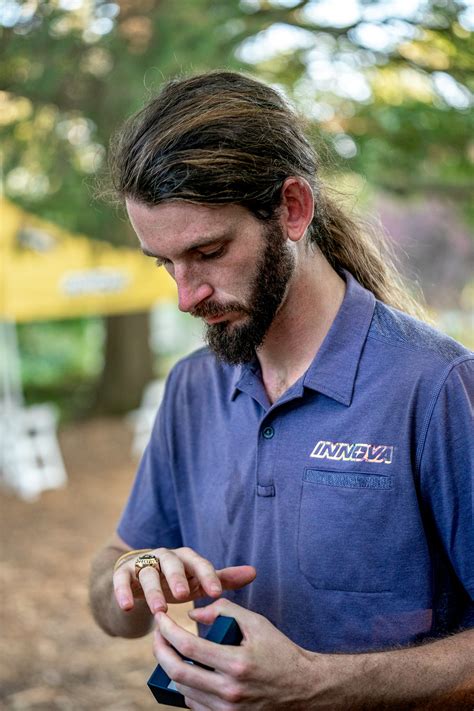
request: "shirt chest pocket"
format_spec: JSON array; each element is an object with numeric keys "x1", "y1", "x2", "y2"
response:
[{"x1": 297, "y1": 468, "x2": 396, "y2": 593}]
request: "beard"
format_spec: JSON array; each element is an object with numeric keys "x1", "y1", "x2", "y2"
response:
[{"x1": 192, "y1": 220, "x2": 295, "y2": 365}]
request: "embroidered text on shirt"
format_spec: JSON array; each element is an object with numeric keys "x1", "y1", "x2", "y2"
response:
[{"x1": 310, "y1": 440, "x2": 394, "y2": 464}]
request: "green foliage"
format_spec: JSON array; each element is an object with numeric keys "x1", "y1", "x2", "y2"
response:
[
  {"x1": 1, "y1": 0, "x2": 256, "y2": 240},
  {"x1": 2, "y1": 0, "x2": 472, "y2": 228},
  {"x1": 350, "y1": 101, "x2": 474, "y2": 200},
  {"x1": 17, "y1": 318, "x2": 104, "y2": 418}
]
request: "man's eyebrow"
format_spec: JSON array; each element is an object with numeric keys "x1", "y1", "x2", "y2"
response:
[{"x1": 140, "y1": 233, "x2": 233, "y2": 260}]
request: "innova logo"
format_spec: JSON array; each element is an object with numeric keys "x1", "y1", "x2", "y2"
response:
[{"x1": 310, "y1": 440, "x2": 394, "y2": 464}]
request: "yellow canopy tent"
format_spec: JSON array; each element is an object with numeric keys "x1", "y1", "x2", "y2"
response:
[
  {"x1": 1, "y1": 198, "x2": 176, "y2": 322},
  {"x1": 0, "y1": 198, "x2": 176, "y2": 500}
]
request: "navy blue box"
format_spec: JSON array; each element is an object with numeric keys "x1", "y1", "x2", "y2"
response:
[{"x1": 148, "y1": 615, "x2": 242, "y2": 707}]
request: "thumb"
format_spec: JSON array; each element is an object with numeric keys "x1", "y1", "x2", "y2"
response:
[
  {"x1": 217, "y1": 565, "x2": 256, "y2": 591},
  {"x1": 188, "y1": 597, "x2": 258, "y2": 636}
]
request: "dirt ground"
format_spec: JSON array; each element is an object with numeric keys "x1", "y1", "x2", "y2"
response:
[{"x1": 1, "y1": 418, "x2": 194, "y2": 710}]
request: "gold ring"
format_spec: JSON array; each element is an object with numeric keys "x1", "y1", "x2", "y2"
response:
[{"x1": 135, "y1": 553, "x2": 160, "y2": 579}]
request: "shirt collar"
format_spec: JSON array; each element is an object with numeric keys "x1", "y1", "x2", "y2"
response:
[
  {"x1": 231, "y1": 270, "x2": 375, "y2": 407},
  {"x1": 231, "y1": 355, "x2": 268, "y2": 408},
  {"x1": 302, "y1": 271, "x2": 375, "y2": 406}
]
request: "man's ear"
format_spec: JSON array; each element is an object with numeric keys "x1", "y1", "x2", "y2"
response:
[{"x1": 279, "y1": 177, "x2": 314, "y2": 242}]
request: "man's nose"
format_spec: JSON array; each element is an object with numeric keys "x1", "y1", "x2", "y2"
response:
[{"x1": 174, "y1": 266, "x2": 213, "y2": 313}]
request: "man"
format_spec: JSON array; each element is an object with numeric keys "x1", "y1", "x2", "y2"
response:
[{"x1": 90, "y1": 71, "x2": 473, "y2": 708}]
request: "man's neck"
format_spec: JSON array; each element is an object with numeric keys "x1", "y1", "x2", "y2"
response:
[{"x1": 257, "y1": 251, "x2": 346, "y2": 404}]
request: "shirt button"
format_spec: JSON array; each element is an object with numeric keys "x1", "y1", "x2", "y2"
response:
[{"x1": 262, "y1": 426, "x2": 274, "y2": 439}]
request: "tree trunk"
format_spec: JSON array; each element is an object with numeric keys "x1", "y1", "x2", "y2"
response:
[{"x1": 93, "y1": 311, "x2": 154, "y2": 414}]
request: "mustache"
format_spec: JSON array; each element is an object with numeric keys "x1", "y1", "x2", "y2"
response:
[{"x1": 191, "y1": 301, "x2": 250, "y2": 320}]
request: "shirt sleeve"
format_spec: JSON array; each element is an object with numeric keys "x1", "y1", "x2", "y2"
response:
[
  {"x1": 418, "y1": 357, "x2": 474, "y2": 599},
  {"x1": 117, "y1": 371, "x2": 183, "y2": 550}
]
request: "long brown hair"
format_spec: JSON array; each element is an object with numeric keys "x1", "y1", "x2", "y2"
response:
[{"x1": 109, "y1": 70, "x2": 425, "y2": 317}]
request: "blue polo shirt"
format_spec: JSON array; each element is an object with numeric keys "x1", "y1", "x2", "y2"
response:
[{"x1": 118, "y1": 272, "x2": 473, "y2": 653}]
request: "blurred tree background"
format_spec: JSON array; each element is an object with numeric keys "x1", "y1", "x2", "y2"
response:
[{"x1": 1, "y1": 0, "x2": 473, "y2": 418}]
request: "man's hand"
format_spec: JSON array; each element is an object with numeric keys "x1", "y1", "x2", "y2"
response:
[
  {"x1": 113, "y1": 548, "x2": 256, "y2": 616},
  {"x1": 154, "y1": 599, "x2": 474, "y2": 711},
  {"x1": 153, "y1": 598, "x2": 317, "y2": 710}
]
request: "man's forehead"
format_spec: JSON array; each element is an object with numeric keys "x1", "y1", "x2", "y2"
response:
[{"x1": 126, "y1": 198, "x2": 246, "y2": 235}]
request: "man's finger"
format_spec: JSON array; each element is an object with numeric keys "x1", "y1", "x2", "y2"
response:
[
  {"x1": 175, "y1": 682, "x2": 221, "y2": 711},
  {"x1": 137, "y1": 565, "x2": 167, "y2": 614},
  {"x1": 173, "y1": 548, "x2": 223, "y2": 599},
  {"x1": 113, "y1": 565, "x2": 135, "y2": 610},
  {"x1": 155, "y1": 548, "x2": 192, "y2": 601},
  {"x1": 153, "y1": 622, "x2": 233, "y2": 696},
  {"x1": 155, "y1": 612, "x2": 240, "y2": 675}
]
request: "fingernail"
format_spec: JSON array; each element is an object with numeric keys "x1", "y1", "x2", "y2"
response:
[
  {"x1": 119, "y1": 596, "x2": 130, "y2": 608},
  {"x1": 152, "y1": 602, "x2": 166, "y2": 614},
  {"x1": 210, "y1": 584, "x2": 221, "y2": 594}
]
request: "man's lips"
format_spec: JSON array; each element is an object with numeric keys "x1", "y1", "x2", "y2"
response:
[
  {"x1": 203, "y1": 314, "x2": 232, "y2": 325},
  {"x1": 200, "y1": 309, "x2": 247, "y2": 325},
  {"x1": 193, "y1": 304, "x2": 249, "y2": 324}
]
